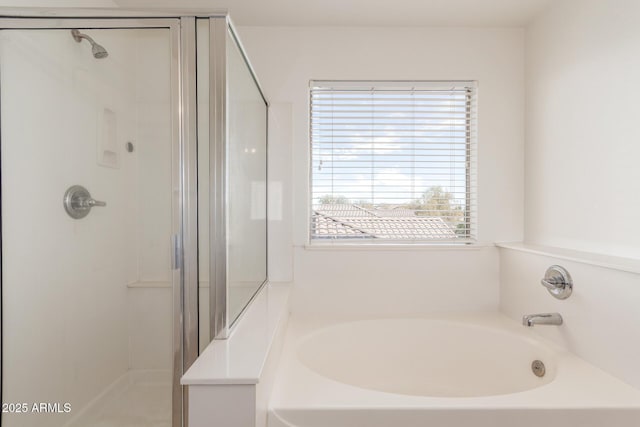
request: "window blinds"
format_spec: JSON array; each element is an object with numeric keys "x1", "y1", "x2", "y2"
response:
[{"x1": 310, "y1": 81, "x2": 477, "y2": 243}]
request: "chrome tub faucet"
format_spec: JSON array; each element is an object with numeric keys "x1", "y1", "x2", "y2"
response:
[{"x1": 522, "y1": 312, "x2": 563, "y2": 327}]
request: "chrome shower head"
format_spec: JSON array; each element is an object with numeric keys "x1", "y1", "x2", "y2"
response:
[
  {"x1": 71, "y1": 29, "x2": 109, "y2": 59},
  {"x1": 91, "y1": 44, "x2": 109, "y2": 59}
]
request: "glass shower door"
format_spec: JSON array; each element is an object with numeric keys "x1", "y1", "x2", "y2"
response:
[
  {"x1": 198, "y1": 17, "x2": 268, "y2": 343},
  {"x1": 0, "y1": 23, "x2": 180, "y2": 427},
  {"x1": 225, "y1": 26, "x2": 268, "y2": 326}
]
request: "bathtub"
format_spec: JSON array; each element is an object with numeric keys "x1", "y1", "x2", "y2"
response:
[{"x1": 268, "y1": 314, "x2": 640, "y2": 427}]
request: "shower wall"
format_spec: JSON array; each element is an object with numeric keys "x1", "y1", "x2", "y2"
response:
[
  {"x1": 0, "y1": 27, "x2": 172, "y2": 425},
  {"x1": 125, "y1": 29, "x2": 173, "y2": 371}
]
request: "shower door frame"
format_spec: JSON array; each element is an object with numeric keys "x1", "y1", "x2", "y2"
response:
[{"x1": 0, "y1": 11, "x2": 210, "y2": 427}]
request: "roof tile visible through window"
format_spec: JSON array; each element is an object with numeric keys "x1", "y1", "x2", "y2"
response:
[{"x1": 312, "y1": 204, "x2": 457, "y2": 240}]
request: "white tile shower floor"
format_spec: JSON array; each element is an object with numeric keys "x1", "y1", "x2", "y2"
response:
[{"x1": 67, "y1": 370, "x2": 171, "y2": 427}]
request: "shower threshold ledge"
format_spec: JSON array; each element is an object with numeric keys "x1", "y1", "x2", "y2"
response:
[{"x1": 269, "y1": 313, "x2": 640, "y2": 427}]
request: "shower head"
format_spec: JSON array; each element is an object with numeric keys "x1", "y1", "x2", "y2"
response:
[
  {"x1": 71, "y1": 29, "x2": 109, "y2": 59},
  {"x1": 91, "y1": 44, "x2": 109, "y2": 59}
]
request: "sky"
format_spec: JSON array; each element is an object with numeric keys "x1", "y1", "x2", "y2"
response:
[{"x1": 310, "y1": 88, "x2": 471, "y2": 209}]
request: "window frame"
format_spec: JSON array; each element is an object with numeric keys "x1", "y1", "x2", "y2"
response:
[{"x1": 307, "y1": 80, "x2": 478, "y2": 246}]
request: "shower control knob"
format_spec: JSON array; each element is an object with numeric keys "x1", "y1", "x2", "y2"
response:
[{"x1": 63, "y1": 185, "x2": 107, "y2": 219}]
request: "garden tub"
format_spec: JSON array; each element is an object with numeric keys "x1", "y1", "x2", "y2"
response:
[{"x1": 268, "y1": 314, "x2": 640, "y2": 427}]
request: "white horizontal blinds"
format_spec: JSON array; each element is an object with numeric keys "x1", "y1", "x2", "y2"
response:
[{"x1": 310, "y1": 81, "x2": 477, "y2": 243}]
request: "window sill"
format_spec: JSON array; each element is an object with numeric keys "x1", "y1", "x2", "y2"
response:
[{"x1": 302, "y1": 242, "x2": 493, "y2": 251}]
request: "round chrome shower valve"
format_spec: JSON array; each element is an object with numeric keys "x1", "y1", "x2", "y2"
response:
[
  {"x1": 540, "y1": 265, "x2": 573, "y2": 300},
  {"x1": 63, "y1": 185, "x2": 106, "y2": 219}
]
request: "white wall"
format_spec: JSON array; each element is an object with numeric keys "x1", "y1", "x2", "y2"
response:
[
  {"x1": 524, "y1": 0, "x2": 640, "y2": 258},
  {"x1": 500, "y1": 248, "x2": 640, "y2": 389},
  {"x1": 238, "y1": 26, "x2": 525, "y2": 314},
  {"x1": 499, "y1": 0, "x2": 640, "y2": 391}
]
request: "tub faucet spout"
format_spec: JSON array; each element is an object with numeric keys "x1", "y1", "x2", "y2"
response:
[{"x1": 522, "y1": 312, "x2": 563, "y2": 327}]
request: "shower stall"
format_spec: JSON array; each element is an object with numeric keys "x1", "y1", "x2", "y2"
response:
[{"x1": 0, "y1": 9, "x2": 268, "y2": 427}]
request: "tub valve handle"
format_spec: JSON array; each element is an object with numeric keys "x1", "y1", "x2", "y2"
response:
[{"x1": 540, "y1": 265, "x2": 572, "y2": 300}]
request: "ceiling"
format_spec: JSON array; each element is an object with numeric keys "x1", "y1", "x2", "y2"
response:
[{"x1": 112, "y1": 0, "x2": 554, "y2": 27}]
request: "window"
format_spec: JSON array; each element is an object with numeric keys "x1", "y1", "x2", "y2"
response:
[{"x1": 310, "y1": 81, "x2": 477, "y2": 244}]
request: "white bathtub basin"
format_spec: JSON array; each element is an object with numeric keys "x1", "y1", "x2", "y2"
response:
[
  {"x1": 269, "y1": 314, "x2": 640, "y2": 427},
  {"x1": 297, "y1": 318, "x2": 555, "y2": 397}
]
